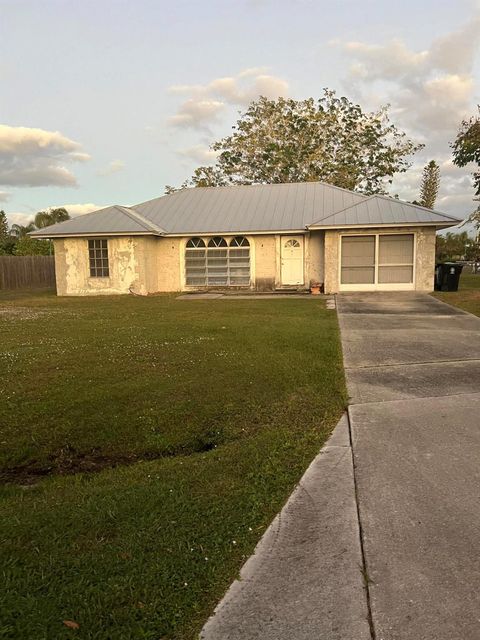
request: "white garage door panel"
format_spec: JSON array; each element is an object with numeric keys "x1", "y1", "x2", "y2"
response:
[{"x1": 340, "y1": 234, "x2": 415, "y2": 291}]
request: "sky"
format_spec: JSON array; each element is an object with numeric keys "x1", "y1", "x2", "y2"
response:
[{"x1": 1, "y1": 0, "x2": 479, "y2": 228}]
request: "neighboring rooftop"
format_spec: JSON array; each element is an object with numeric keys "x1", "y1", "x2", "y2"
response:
[{"x1": 30, "y1": 182, "x2": 461, "y2": 238}]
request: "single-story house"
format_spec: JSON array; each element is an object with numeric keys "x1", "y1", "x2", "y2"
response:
[{"x1": 31, "y1": 182, "x2": 460, "y2": 296}]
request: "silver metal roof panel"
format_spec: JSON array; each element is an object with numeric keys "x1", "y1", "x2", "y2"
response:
[{"x1": 30, "y1": 183, "x2": 461, "y2": 238}]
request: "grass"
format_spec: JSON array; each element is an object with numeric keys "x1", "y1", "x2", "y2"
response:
[
  {"x1": 433, "y1": 271, "x2": 480, "y2": 317},
  {"x1": 0, "y1": 290, "x2": 346, "y2": 639}
]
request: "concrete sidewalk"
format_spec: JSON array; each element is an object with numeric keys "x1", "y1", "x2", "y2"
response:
[
  {"x1": 338, "y1": 292, "x2": 480, "y2": 640},
  {"x1": 200, "y1": 415, "x2": 371, "y2": 639}
]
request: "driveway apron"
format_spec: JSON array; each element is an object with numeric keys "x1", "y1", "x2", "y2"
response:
[{"x1": 338, "y1": 292, "x2": 480, "y2": 640}]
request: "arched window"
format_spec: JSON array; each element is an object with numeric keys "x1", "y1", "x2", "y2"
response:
[
  {"x1": 185, "y1": 236, "x2": 250, "y2": 287},
  {"x1": 208, "y1": 237, "x2": 228, "y2": 247},
  {"x1": 230, "y1": 236, "x2": 249, "y2": 247},
  {"x1": 186, "y1": 237, "x2": 206, "y2": 248},
  {"x1": 285, "y1": 238, "x2": 300, "y2": 248}
]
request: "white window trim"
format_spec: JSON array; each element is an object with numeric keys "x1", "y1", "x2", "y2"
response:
[
  {"x1": 338, "y1": 231, "x2": 416, "y2": 291},
  {"x1": 180, "y1": 235, "x2": 255, "y2": 290}
]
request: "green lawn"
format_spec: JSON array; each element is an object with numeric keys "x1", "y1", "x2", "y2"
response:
[
  {"x1": 434, "y1": 271, "x2": 480, "y2": 317},
  {"x1": 0, "y1": 291, "x2": 346, "y2": 639}
]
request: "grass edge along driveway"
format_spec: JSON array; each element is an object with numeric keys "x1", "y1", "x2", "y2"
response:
[
  {"x1": 0, "y1": 292, "x2": 346, "y2": 640},
  {"x1": 433, "y1": 272, "x2": 480, "y2": 317}
]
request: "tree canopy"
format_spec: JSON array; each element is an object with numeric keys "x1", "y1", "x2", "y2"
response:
[
  {"x1": 436, "y1": 231, "x2": 479, "y2": 262},
  {"x1": 452, "y1": 107, "x2": 480, "y2": 228},
  {"x1": 168, "y1": 90, "x2": 423, "y2": 195}
]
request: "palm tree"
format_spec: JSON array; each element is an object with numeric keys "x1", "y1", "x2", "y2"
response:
[{"x1": 10, "y1": 222, "x2": 36, "y2": 238}]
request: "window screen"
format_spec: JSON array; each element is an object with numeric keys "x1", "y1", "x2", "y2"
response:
[
  {"x1": 88, "y1": 239, "x2": 109, "y2": 277},
  {"x1": 378, "y1": 234, "x2": 414, "y2": 284},
  {"x1": 341, "y1": 236, "x2": 375, "y2": 284}
]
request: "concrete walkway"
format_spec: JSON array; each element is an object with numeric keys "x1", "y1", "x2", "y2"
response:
[
  {"x1": 201, "y1": 414, "x2": 371, "y2": 639},
  {"x1": 338, "y1": 292, "x2": 480, "y2": 640},
  {"x1": 202, "y1": 292, "x2": 480, "y2": 640}
]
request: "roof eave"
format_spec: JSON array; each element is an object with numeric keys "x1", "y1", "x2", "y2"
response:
[
  {"x1": 28, "y1": 230, "x2": 163, "y2": 239},
  {"x1": 307, "y1": 221, "x2": 460, "y2": 231}
]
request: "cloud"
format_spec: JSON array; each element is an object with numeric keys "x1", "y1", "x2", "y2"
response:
[
  {"x1": 168, "y1": 99, "x2": 225, "y2": 129},
  {"x1": 97, "y1": 159, "x2": 125, "y2": 176},
  {"x1": 0, "y1": 190, "x2": 10, "y2": 202},
  {"x1": 0, "y1": 124, "x2": 89, "y2": 187},
  {"x1": 167, "y1": 68, "x2": 289, "y2": 130},
  {"x1": 177, "y1": 145, "x2": 219, "y2": 164},
  {"x1": 334, "y1": 15, "x2": 480, "y2": 143},
  {"x1": 56, "y1": 203, "x2": 104, "y2": 217},
  {"x1": 334, "y1": 13, "x2": 480, "y2": 217}
]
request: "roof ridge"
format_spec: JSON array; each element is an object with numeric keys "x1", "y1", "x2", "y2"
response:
[
  {"x1": 133, "y1": 181, "x2": 370, "y2": 214},
  {"x1": 308, "y1": 195, "x2": 376, "y2": 226},
  {"x1": 117, "y1": 205, "x2": 165, "y2": 234}
]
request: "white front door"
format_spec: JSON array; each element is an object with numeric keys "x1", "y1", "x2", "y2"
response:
[{"x1": 281, "y1": 236, "x2": 304, "y2": 285}]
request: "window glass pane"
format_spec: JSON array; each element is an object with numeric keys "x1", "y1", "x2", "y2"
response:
[
  {"x1": 379, "y1": 234, "x2": 414, "y2": 264},
  {"x1": 89, "y1": 238, "x2": 109, "y2": 277},
  {"x1": 341, "y1": 267, "x2": 375, "y2": 284},
  {"x1": 341, "y1": 236, "x2": 375, "y2": 284},
  {"x1": 378, "y1": 266, "x2": 413, "y2": 284}
]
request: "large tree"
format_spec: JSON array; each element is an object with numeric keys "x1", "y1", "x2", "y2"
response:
[
  {"x1": 419, "y1": 160, "x2": 440, "y2": 209},
  {"x1": 452, "y1": 107, "x2": 480, "y2": 225},
  {"x1": 169, "y1": 90, "x2": 422, "y2": 195}
]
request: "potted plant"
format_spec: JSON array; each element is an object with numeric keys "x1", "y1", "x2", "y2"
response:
[{"x1": 310, "y1": 282, "x2": 321, "y2": 295}]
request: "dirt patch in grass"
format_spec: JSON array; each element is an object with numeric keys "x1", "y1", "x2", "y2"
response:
[{"x1": 0, "y1": 438, "x2": 224, "y2": 485}]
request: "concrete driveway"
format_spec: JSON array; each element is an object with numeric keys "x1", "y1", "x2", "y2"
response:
[{"x1": 338, "y1": 292, "x2": 480, "y2": 640}]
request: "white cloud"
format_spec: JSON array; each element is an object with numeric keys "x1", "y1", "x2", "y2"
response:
[
  {"x1": 335, "y1": 15, "x2": 480, "y2": 143},
  {"x1": 167, "y1": 68, "x2": 289, "y2": 130},
  {"x1": 0, "y1": 124, "x2": 90, "y2": 187},
  {"x1": 97, "y1": 159, "x2": 125, "y2": 176},
  {"x1": 55, "y1": 203, "x2": 103, "y2": 217},
  {"x1": 0, "y1": 190, "x2": 10, "y2": 202},
  {"x1": 334, "y1": 13, "x2": 480, "y2": 217},
  {"x1": 168, "y1": 99, "x2": 225, "y2": 129}
]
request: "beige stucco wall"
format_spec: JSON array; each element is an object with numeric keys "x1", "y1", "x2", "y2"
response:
[
  {"x1": 54, "y1": 236, "x2": 161, "y2": 296},
  {"x1": 54, "y1": 227, "x2": 436, "y2": 296},
  {"x1": 305, "y1": 231, "x2": 324, "y2": 286},
  {"x1": 253, "y1": 235, "x2": 277, "y2": 290},
  {"x1": 323, "y1": 226, "x2": 437, "y2": 294}
]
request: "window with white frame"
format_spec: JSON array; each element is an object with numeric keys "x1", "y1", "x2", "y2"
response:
[
  {"x1": 341, "y1": 234, "x2": 414, "y2": 286},
  {"x1": 185, "y1": 236, "x2": 250, "y2": 286},
  {"x1": 88, "y1": 238, "x2": 109, "y2": 277}
]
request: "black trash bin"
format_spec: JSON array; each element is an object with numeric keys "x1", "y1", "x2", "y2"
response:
[{"x1": 434, "y1": 262, "x2": 463, "y2": 291}]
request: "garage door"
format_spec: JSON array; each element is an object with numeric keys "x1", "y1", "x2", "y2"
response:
[{"x1": 340, "y1": 234, "x2": 414, "y2": 291}]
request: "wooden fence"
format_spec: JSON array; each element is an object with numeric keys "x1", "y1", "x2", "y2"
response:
[{"x1": 0, "y1": 256, "x2": 56, "y2": 290}]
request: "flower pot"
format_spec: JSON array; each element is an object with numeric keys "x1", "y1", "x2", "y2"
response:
[{"x1": 310, "y1": 285, "x2": 321, "y2": 295}]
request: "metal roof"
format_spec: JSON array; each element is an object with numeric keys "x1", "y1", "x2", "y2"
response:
[
  {"x1": 30, "y1": 182, "x2": 461, "y2": 238},
  {"x1": 309, "y1": 195, "x2": 461, "y2": 228},
  {"x1": 30, "y1": 205, "x2": 165, "y2": 237}
]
